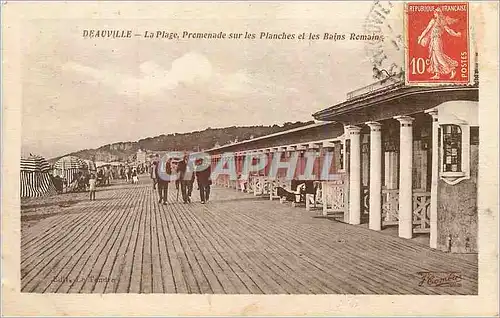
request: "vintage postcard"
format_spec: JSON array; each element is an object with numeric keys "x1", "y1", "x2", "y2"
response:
[{"x1": 2, "y1": 1, "x2": 498, "y2": 316}]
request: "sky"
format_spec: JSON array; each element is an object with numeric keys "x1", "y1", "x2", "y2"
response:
[{"x1": 20, "y1": 2, "x2": 404, "y2": 159}]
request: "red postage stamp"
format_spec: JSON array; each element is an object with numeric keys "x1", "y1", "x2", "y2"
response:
[{"x1": 405, "y1": 2, "x2": 471, "y2": 85}]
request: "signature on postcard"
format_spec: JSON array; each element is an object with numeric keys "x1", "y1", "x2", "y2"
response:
[{"x1": 417, "y1": 271, "x2": 463, "y2": 287}]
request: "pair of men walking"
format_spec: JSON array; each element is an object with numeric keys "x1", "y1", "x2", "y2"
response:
[{"x1": 151, "y1": 156, "x2": 212, "y2": 205}]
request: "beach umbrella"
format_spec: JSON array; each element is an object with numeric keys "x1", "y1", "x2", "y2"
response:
[
  {"x1": 53, "y1": 156, "x2": 88, "y2": 183},
  {"x1": 20, "y1": 154, "x2": 51, "y2": 173},
  {"x1": 20, "y1": 154, "x2": 57, "y2": 198},
  {"x1": 54, "y1": 156, "x2": 88, "y2": 170}
]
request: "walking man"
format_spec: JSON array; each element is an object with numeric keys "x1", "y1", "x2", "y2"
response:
[
  {"x1": 157, "y1": 158, "x2": 171, "y2": 205},
  {"x1": 195, "y1": 161, "x2": 212, "y2": 204},
  {"x1": 177, "y1": 156, "x2": 196, "y2": 203}
]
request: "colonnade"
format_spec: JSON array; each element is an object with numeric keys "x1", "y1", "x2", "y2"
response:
[
  {"x1": 345, "y1": 112, "x2": 437, "y2": 241},
  {"x1": 209, "y1": 110, "x2": 438, "y2": 242}
]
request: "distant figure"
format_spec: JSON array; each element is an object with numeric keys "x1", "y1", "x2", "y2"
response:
[
  {"x1": 51, "y1": 175, "x2": 64, "y2": 193},
  {"x1": 196, "y1": 162, "x2": 212, "y2": 204},
  {"x1": 132, "y1": 169, "x2": 139, "y2": 184},
  {"x1": 89, "y1": 173, "x2": 97, "y2": 201},
  {"x1": 238, "y1": 173, "x2": 249, "y2": 192},
  {"x1": 77, "y1": 172, "x2": 87, "y2": 192},
  {"x1": 104, "y1": 168, "x2": 111, "y2": 186},
  {"x1": 126, "y1": 167, "x2": 132, "y2": 183},
  {"x1": 97, "y1": 169, "x2": 104, "y2": 186},
  {"x1": 150, "y1": 160, "x2": 158, "y2": 190}
]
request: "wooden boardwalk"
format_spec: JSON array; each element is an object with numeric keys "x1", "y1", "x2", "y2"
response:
[{"x1": 21, "y1": 177, "x2": 478, "y2": 294}]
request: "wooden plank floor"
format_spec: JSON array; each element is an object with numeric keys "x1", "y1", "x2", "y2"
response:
[{"x1": 21, "y1": 176, "x2": 478, "y2": 294}]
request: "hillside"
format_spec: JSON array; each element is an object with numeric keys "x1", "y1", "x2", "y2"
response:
[{"x1": 57, "y1": 121, "x2": 315, "y2": 163}]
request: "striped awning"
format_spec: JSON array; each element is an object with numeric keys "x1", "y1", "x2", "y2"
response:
[
  {"x1": 20, "y1": 155, "x2": 51, "y2": 172},
  {"x1": 54, "y1": 156, "x2": 88, "y2": 170}
]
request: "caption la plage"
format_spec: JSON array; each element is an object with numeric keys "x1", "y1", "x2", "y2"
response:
[{"x1": 81, "y1": 29, "x2": 383, "y2": 42}]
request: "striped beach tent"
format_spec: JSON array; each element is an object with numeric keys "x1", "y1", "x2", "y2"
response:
[
  {"x1": 20, "y1": 154, "x2": 57, "y2": 198},
  {"x1": 53, "y1": 156, "x2": 88, "y2": 183}
]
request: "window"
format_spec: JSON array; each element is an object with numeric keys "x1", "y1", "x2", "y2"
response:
[
  {"x1": 442, "y1": 125, "x2": 462, "y2": 173},
  {"x1": 439, "y1": 123, "x2": 471, "y2": 185}
]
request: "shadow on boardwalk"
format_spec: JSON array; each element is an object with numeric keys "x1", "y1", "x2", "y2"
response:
[{"x1": 20, "y1": 177, "x2": 478, "y2": 294}]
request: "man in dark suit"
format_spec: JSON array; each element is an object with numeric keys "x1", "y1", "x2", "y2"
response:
[
  {"x1": 177, "y1": 156, "x2": 196, "y2": 203},
  {"x1": 195, "y1": 162, "x2": 212, "y2": 204},
  {"x1": 156, "y1": 158, "x2": 171, "y2": 205}
]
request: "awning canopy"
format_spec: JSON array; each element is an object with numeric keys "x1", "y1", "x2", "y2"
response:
[{"x1": 313, "y1": 84, "x2": 479, "y2": 125}]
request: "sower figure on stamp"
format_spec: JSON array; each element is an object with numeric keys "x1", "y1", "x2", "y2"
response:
[
  {"x1": 418, "y1": 7, "x2": 462, "y2": 80},
  {"x1": 156, "y1": 158, "x2": 172, "y2": 205},
  {"x1": 195, "y1": 161, "x2": 212, "y2": 204}
]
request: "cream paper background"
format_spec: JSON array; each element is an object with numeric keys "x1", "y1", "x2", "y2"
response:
[{"x1": 2, "y1": 1, "x2": 498, "y2": 316}]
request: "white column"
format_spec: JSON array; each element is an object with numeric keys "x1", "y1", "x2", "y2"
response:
[
  {"x1": 395, "y1": 116, "x2": 415, "y2": 239},
  {"x1": 425, "y1": 109, "x2": 439, "y2": 248},
  {"x1": 347, "y1": 125, "x2": 362, "y2": 225},
  {"x1": 366, "y1": 121, "x2": 382, "y2": 231}
]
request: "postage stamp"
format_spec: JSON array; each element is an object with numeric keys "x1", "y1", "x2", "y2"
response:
[{"x1": 405, "y1": 2, "x2": 472, "y2": 85}]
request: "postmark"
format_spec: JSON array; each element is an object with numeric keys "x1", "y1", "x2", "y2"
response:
[
  {"x1": 364, "y1": 1, "x2": 405, "y2": 82},
  {"x1": 405, "y1": 2, "x2": 472, "y2": 85}
]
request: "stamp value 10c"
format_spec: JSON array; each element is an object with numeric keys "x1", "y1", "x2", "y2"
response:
[{"x1": 405, "y1": 2, "x2": 472, "y2": 85}]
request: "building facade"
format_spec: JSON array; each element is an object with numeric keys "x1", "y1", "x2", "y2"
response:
[{"x1": 207, "y1": 72, "x2": 479, "y2": 254}]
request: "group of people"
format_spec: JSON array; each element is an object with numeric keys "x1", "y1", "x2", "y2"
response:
[
  {"x1": 150, "y1": 156, "x2": 212, "y2": 205},
  {"x1": 96, "y1": 168, "x2": 111, "y2": 186},
  {"x1": 67, "y1": 171, "x2": 90, "y2": 193},
  {"x1": 120, "y1": 166, "x2": 139, "y2": 183}
]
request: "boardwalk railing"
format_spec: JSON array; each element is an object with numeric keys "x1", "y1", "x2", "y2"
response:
[
  {"x1": 382, "y1": 188, "x2": 431, "y2": 233},
  {"x1": 214, "y1": 174, "x2": 431, "y2": 235},
  {"x1": 413, "y1": 191, "x2": 431, "y2": 233},
  {"x1": 382, "y1": 189, "x2": 399, "y2": 225},
  {"x1": 321, "y1": 177, "x2": 347, "y2": 217}
]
